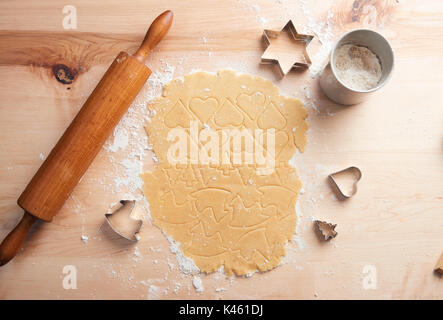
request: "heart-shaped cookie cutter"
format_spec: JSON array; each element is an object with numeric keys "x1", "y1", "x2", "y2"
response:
[
  {"x1": 328, "y1": 166, "x2": 362, "y2": 199},
  {"x1": 105, "y1": 200, "x2": 143, "y2": 241}
]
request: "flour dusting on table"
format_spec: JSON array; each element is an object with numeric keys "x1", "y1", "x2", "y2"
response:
[
  {"x1": 104, "y1": 60, "x2": 175, "y2": 200},
  {"x1": 91, "y1": 1, "x2": 339, "y2": 297}
]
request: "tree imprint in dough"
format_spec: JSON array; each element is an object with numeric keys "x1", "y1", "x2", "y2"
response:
[{"x1": 142, "y1": 70, "x2": 307, "y2": 276}]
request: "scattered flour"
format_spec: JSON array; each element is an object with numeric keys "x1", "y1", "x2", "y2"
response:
[
  {"x1": 103, "y1": 60, "x2": 175, "y2": 201},
  {"x1": 108, "y1": 127, "x2": 129, "y2": 152},
  {"x1": 91, "y1": 2, "x2": 334, "y2": 288},
  {"x1": 147, "y1": 285, "x2": 160, "y2": 299},
  {"x1": 303, "y1": 86, "x2": 312, "y2": 99},
  {"x1": 300, "y1": 0, "x2": 335, "y2": 77},
  {"x1": 116, "y1": 159, "x2": 143, "y2": 193},
  {"x1": 251, "y1": 4, "x2": 260, "y2": 13},
  {"x1": 166, "y1": 234, "x2": 200, "y2": 275},
  {"x1": 192, "y1": 276, "x2": 204, "y2": 293},
  {"x1": 258, "y1": 16, "x2": 268, "y2": 26},
  {"x1": 133, "y1": 246, "x2": 141, "y2": 262},
  {"x1": 293, "y1": 235, "x2": 306, "y2": 251},
  {"x1": 81, "y1": 235, "x2": 89, "y2": 243}
]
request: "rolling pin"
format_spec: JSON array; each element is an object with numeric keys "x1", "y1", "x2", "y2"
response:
[{"x1": 0, "y1": 10, "x2": 173, "y2": 266}]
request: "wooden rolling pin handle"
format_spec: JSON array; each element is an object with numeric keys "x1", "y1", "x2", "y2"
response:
[
  {"x1": 0, "y1": 212, "x2": 37, "y2": 266},
  {"x1": 0, "y1": 10, "x2": 173, "y2": 267},
  {"x1": 134, "y1": 10, "x2": 173, "y2": 62}
]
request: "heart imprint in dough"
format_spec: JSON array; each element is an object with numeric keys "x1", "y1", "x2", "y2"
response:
[
  {"x1": 258, "y1": 102, "x2": 287, "y2": 130},
  {"x1": 164, "y1": 100, "x2": 192, "y2": 128},
  {"x1": 275, "y1": 131, "x2": 289, "y2": 157},
  {"x1": 236, "y1": 92, "x2": 266, "y2": 120},
  {"x1": 214, "y1": 99, "x2": 244, "y2": 127},
  {"x1": 328, "y1": 166, "x2": 362, "y2": 199},
  {"x1": 141, "y1": 71, "x2": 309, "y2": 276},
  {"x1": 189, "y1": 97, "x2": 218, "y2": 123}
]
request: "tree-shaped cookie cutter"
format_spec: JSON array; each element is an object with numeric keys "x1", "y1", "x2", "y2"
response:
[
  {"x1": 261, "y1": 20, "x2": 314, "y2": 77},
  {"x1": 105, "y1": 200, "x2": 143, "y2": 241},
  {"x1": 314, "y1": 219, "x2": 338, "y2": 241}
]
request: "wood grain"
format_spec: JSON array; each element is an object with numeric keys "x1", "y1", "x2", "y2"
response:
[
  {"x1": 0, "y1": 11, "x2": 173, "y2": 265},
  {"x1": 0, "y1": 0, "x2": 442, "y2": 299},
  {"x1": 17, "y1": 51, "x2": 150, "y2": 222}
]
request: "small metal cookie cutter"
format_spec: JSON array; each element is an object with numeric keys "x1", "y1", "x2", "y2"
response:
[
  {"x1": 261, "y1": 20, "x2": 314, "y2": 76},
  {"x1": 105, "y1": 200, "x2": 143, "y2": 241},
  {"x1": 314, "y1": 220, "x2": 337, "y2": 241},
  {"x1": 328, "y1": 166, "x2": 362, "y2": 199}
]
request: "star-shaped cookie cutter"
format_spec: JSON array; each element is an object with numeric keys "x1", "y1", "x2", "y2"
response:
[{"x1": 261, "y1": 20, "x2": 314, "y2": 77}]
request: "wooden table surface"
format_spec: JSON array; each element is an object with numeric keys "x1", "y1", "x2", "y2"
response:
[{"x1": 0, "y1": 0, "x2": 442, "y2": 299}]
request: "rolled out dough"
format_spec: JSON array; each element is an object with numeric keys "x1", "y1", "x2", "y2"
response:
[{"x1": 141, "y1": 70, "x2": 308, "y2": 276}]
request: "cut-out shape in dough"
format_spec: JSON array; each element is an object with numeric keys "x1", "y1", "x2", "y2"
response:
[
  {"x1": 258, "y1": 102, "x2": 287, "y2": 129},
  {"x1": 233, "y1": 228, "x2": 270, "y2": 261},
  {"x1": 236, "y1": 92, "x2": 266, "y2": 120},
  {"x1": 230, "y1": 197, "x2": 269, "y2": 228},
  {"x1": 192, "y1": 188, "x2": 232, "y2": 222},
  {"x1": 189, "y1": 97, "x2": 218, "y2": 123},
  {"x1": 165, "y1": 100, "x2": 192, "y2": 128},
  {"x1": 142, "y1": 70, "x2": 308, "y2": 276},
  {"x1": 275, "y1": 131, "x2": 289, "y2": 157},
  {"x1": 214, "y1": 99, "x2": 243, "y2": 127}
]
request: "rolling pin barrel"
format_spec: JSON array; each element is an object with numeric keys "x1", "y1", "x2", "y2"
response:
[
  {"x1": 18, "y1": 51, "x2": 151, "y2": 221},
  {"x1": 0, "y1": 10, "x2": 173, "y2": 266}
]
